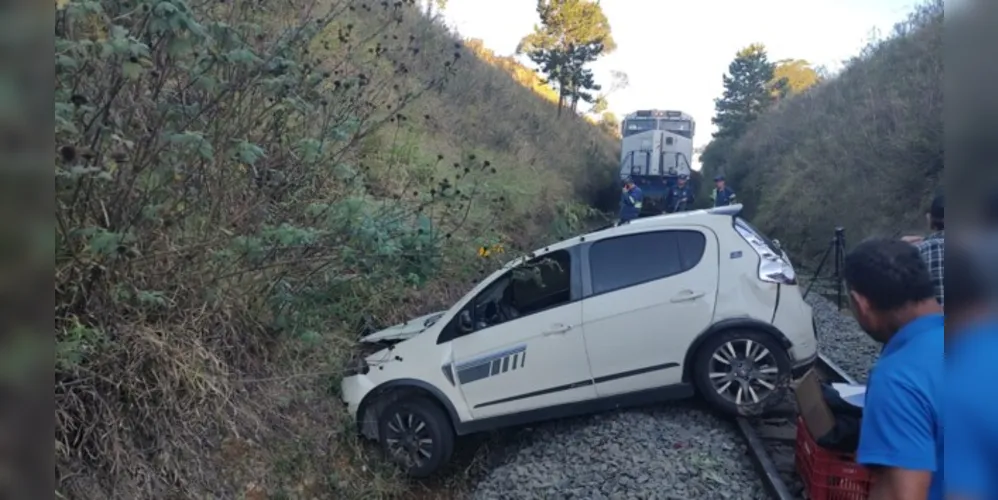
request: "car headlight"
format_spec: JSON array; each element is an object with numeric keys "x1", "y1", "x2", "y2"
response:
[{"x1": 344, "y1": 351, "x2": 370, "y2": 377}]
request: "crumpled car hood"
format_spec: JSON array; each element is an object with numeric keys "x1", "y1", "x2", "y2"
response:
[{"x1": 359, "y1": 310, "x2": 447, "y2": 343}]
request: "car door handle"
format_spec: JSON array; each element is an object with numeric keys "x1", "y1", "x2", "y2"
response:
[
  {"x1": 543, "y1": 323, "x2": 572, "y2": 335},
  {"x1": 670, "y1": 290, "x2": 705, "y2": 303}
]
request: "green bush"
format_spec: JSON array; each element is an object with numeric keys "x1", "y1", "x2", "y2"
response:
[{"x1": 54, "y1": 0, "x2": 615, "y2": 497}]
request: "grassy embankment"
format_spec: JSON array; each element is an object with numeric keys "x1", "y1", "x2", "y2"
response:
[
  {"x1": 54, "y1": 0, "x2": 618, "y2": 498},
  {"x1": 701, "y1": 1, "x2": 942, "y2": 263}
]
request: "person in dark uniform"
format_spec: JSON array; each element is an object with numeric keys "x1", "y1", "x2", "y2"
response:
[
  {"x1": 711, "y1": 174, "x2": 737, "y2": 207},
  {"x1": 665, "y1": 174, "x2": 695, "y2": 213},
  {"x1": 618, "y1": 176, "x2": 643, "y2": 224}
]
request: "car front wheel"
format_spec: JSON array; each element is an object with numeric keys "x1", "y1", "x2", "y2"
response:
[
  {"x1": 692, "y1": 330, "x2": 791, "y2": 417},
  {"x1": 376, "y1": 397, "x2": 454, "y2": 478}
]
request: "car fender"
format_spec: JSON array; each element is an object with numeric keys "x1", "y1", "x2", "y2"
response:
[
  {"x1": 681, "y1": 317, "x2": 792, "y2": 383},
  {"x1": 356, "y1": 378, "x2": 463, "y2": 436}
]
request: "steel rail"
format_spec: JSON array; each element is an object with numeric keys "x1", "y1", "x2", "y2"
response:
[{"x1": 735, "y1": 353, "x2": 857, "y2": 500}]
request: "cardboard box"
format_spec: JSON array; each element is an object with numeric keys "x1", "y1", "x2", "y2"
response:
[{"x1": 794, "y1": 369, "x2": 836, "y2": 439}]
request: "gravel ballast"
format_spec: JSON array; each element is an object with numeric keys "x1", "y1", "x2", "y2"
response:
[
  {"x1": 805, "y1": 293, "x2": 880, "y2": 382},
  {"x1": 470, "y1": 403, "x2": 766, "y2": 500},
  {"x1": 468, "y1": 292, "x2": 878, "y2": 500}
]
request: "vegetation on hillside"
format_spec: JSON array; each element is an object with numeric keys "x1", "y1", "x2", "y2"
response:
[
  {"x1": 464, "y1": 1, "x2": 627, "y2": 137},
  {"x1": 463, "y1": 38, "x2": 560, "y2": 105},
  {"x1": 462, "y1": 39, "x2": 625, "y2": 139},
  {"x1": 701, "y1": 1, "x2": 941, "y2": 262},
  {"x1": 697, "y1": 44, "x2": 819, "y2": 209},
  {"x1": 54, "y1": 0, "x2": 617, "y2": 497}
]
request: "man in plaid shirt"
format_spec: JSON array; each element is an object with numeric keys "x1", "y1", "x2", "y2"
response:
[{"x1": 903, "y1": 195, "x2": 945, "y2": 306}]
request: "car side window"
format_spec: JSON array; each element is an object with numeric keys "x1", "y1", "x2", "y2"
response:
[
  {"x1": 589, "y1": 230, "x2": 704, "y2": 295},
  {"x1": 676, "y1": 230, "x2": 707, "y2": 270},
  {"x1": 440, "y1": 250, "x2": 573, "y2": 342}
]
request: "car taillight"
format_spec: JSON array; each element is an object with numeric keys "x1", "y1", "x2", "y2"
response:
[{"x1": 734, "y1": 224, "x2": 797, "y2": 285}]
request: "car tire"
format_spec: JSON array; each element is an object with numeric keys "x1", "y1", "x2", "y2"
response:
[
  {"x1": 376, "y1": 397, "x2": 454, "y2": 478},
  {"x1": 692, "y1": 329, "x2": 792, "y2": 417}
]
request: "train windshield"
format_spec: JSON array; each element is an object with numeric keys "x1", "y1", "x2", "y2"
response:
[
  {"x1": 622, "y1": 119, "x2": 657, "y2": 137},
  {"x1": 659, "y1": 120, "x2": 693, "y2": 139}
]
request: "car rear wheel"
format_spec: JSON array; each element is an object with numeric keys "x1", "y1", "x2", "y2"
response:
[
  {"x1": 692, "y1": 330, "x2": 791, "y2": 416},
  {"x1": 376, "y1": 397, "x2": 454, "y2": 478}
]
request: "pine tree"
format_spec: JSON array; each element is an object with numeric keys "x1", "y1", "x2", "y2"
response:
[
  {"x1": 565, "y1": 42, "x2": 604, "y2": 111},
  {"x1": 524, "y1": 48, "x2": 571, "y2": 111},
  {"x1": 712, "y1": 44, "x2": 777, "y2": 138},
  {"x1": 518, "y1": 0, "x2": 615, "y2": 116}
]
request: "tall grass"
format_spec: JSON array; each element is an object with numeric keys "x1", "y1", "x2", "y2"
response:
[{"x1": 54, "y1": 0, "x2": 617, "y2": 497}]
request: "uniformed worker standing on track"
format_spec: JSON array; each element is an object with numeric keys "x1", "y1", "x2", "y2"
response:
[
  {"x1": 711, "y1": 174, "x2": 737, "y2": 207},
  {"x1": 618, "y1": 176, "x2": 643, "y2": 225},
  {"x1": 665, "y1": 174, "x2": 695, "y2": 213}
]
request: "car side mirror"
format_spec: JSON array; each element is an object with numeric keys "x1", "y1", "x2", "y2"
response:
[
  {"x1": 458, "y1": 310, "x2": 473, "y2": 333},
  {"x1": 772, "y1": 239, "x2": 782, "y2": 250}
]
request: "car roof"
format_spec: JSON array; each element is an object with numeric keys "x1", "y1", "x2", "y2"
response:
[{"x1": 506, "y1": 204, "x2": 743, "y2": 267}]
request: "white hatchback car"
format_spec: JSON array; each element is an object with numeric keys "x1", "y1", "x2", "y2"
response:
[{"x1": 340, "y1": 205, "x2": 818, "y2": 476}]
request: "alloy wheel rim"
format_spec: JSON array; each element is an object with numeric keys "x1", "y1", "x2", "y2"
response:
[
  {"x1": 384, "y1": 411, "x2": 434, "y2": 469},
  {"x1": 708, "y1": 339, "x2": 780, "y2": 406}
]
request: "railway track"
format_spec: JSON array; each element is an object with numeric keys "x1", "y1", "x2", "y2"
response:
[{"x1": 737, "y1": 353, "x2": 859, "y2": 500}]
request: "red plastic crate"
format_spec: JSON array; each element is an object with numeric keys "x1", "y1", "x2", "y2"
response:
[{"x1": 795, "y1": 416, "x2": 873, "y2": 500}]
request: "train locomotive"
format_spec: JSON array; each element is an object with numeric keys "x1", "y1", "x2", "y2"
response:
[{"x1": 619, "y1": 109, "x2": 695, "y2": 215}]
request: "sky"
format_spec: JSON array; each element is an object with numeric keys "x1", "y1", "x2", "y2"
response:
[{"x1": 440, "y1": 0, "x2": 919, "y2": 168}]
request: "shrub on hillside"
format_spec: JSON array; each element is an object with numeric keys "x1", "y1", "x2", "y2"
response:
[
  {"x1": 703, "y1": 1, "x2": 942, "y2": 262},
  {"x1": 54, "y1": 0, "x2": 616, "y2": 497},
  {"x1": 427, "y1": 38, "x2": 620, "y2": 222}
]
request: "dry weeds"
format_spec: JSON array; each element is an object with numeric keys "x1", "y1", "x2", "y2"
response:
[{"x1": 54, "y1": 0, "x2": 617, "y2": 498}]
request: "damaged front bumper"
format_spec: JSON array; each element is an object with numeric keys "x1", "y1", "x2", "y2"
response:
[{"x1": 340, "y1": 373, "x2": 375, "y2": 421}]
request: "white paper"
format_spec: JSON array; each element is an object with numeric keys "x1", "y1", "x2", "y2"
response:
[{"x1": 831, "y1": 383, "x2": 867, "y2": 408}]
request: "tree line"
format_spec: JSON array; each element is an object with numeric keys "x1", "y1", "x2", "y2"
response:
[
  {"x1": 701, "y1": 1, "x2": 942, "y2": 261},
  {"x1": 701, "y1": 44, "x2": 822, "y2": 176}
]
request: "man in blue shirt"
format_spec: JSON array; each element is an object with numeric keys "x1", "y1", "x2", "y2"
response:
[
  {"x1": 944, "y1": 240, "x2": 998, "y2": 500},
  {"x1": 841, "y1": 238, "x2": 943, "y2": 500}
]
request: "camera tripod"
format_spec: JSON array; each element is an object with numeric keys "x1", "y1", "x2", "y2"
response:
[{"x1": 803, "y1": 227, "x2": 847, "y2": 309}]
